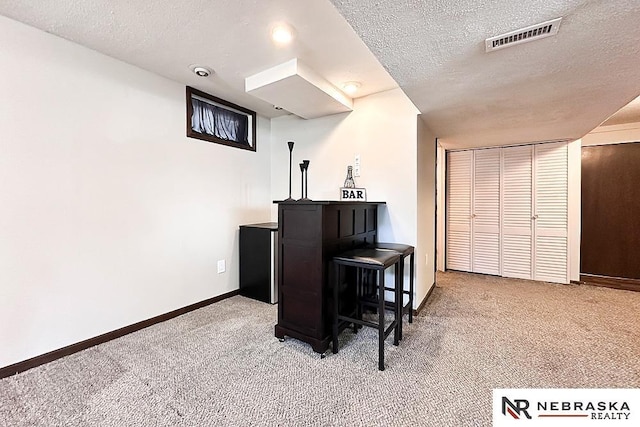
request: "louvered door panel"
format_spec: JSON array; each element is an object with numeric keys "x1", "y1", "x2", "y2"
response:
[
  {"x1": 502, "y1": 235, "x2": 532, "y2": 279},
  {"x1": 501, "y1": 145, "x2": 533, "y2": 280},
  {"x1": 472, "y1": 149, "x2": 500, "y2": 275},
  {"x1": 447, "y1": 231, "x2": 471, "y2": 271},
  {"x1": 446, "y1": 150, "x2": 472, "y2": 271},
  {"x1": 534, "y1": 236, "x2": 568, "y2": 283},
  {"x1": 533, "y1": 142, "x2": 568, "y2": 283}
]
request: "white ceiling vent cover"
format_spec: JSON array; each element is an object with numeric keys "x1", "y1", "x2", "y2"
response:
[{"x1": 486, "y1": 17, "x2": 562, "y2": 52}]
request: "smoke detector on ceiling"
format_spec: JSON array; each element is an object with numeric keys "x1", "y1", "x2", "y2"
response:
[
  {"x1": 189, "y1": 64, "x2": 213, "y2": 77},
  {"x1": 486, "y1": 17, "x2": 562, "y2": 52},
  {"x1": 193, "y1": 67, "x2": 211, "y2": 77}
]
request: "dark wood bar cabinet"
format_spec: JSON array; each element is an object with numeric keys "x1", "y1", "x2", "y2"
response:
[{"x1": 274, "y1": 200, "x2": 384, "y2": 353}]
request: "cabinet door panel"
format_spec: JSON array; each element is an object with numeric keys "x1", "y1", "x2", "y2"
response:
[
  {"x1": 281, "y1": 206, "x2": 320, "y2": 241},
  {"x1": 281, "y1": 243, "x2": 321, "y2": 295},
  {"x1": 279, "y1": 292, "x2": 322, "y2": 336}
]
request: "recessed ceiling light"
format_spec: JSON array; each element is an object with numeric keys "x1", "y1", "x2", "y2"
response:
[
  {"x1": 271, "y1": 23, "x2": 294, "y2": 44},
  {"x1": 343, "y1": 81, "x2": 361, "y2": 95}
]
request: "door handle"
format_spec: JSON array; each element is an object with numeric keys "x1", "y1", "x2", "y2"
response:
[
  {"x1": 471, "y1": 214, "x2": 477, "y2": 218},
  {"x1": 532, "y1": 214, "x2": 539, "y2": 220}
]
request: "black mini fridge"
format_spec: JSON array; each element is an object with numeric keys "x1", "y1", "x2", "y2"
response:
[{"x1": 239, "y1": 222, "x2": 278, "y2": 304}]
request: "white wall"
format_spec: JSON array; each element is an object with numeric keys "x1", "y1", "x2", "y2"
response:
[
  {"x1": 436, "y1": 143, "x2": 446, "y2": 271},
  {"x1": 271, "y1": 88, "x2": 419, "y2": 242},
  {"x1": 0, "y1": 16, "x2": 272, "y2": 368},
  {"x1": 567, "y1": 139, "x2": 581, "y2": 282},
  {"x1": 416, "y1": 116, "x2": 437, "y2": 303},
  {"x1": 581, "y1": 122, "x2": 640, "y2": 146},
  {"x1": 270, "y1": 88, "x2": 426, "y2": 303}
]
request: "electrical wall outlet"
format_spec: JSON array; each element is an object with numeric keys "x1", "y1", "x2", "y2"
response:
[
  {"x1": 425, "y1": 253, "x2": 429, "y2": 265},
  {"x1": 217, "y1": 259, "x2": 226, "y2": 274},
  {"x1": 354, "y1": 154, "x2": 361, "y2": 177}
]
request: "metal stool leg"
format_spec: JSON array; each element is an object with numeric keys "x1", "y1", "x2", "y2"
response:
[
  {"x1": 354, "y1": 267, "x2": 362, "y2": 332},
  {"x1": 398, "y1": 256, "x2": 405, "y2": 340},
  {"x1": 395, "y1": 260, "x2": 401, "y2": 345},
  {"x1": 332, "y1": 263, "x2": 340, "y2": 354},
  {"x1": 408, "y1": 252, "x2": 414, "y2": 324},
  {"x1": 378, "y1": 269, "x2": 385, "y2": 371}
]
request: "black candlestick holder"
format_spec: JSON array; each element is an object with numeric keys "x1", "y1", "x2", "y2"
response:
[
  {"x1": 298, "y1": 160, "x2": 310, "y2": 201},
  {"x1": 285, "y1": 141, "x2": 295, "y2": 201}
]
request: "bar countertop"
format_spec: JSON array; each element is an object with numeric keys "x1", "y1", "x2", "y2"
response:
[{"x1": 273, "y1": 200, "x2": 385, "y2": 205}]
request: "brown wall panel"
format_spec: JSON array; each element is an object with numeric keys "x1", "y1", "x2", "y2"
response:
[{"x1": 581, "y1": 143, "x2": 640, "y2": 279}]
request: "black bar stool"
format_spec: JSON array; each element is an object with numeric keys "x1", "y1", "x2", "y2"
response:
[
  {"x1": 332, "y1": 248, "x2": 402, "y2": 371},
  {"x1": 368, "y1": 243, "x2": 414, "y2": 340}
]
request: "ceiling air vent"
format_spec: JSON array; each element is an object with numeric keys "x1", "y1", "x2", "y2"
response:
[{"x1": 486, "y1": 17, "x2": 562, "y2": 52}]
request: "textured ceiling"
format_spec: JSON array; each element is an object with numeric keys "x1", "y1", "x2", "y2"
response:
[
  {"x1": 1, "y1": 1, "x2": 640, "y2": 148},
  {"x1": 330, "y1": 0, "x2": 640, "y2": 148},
  {"x1": 0, "y1": 0, "x2": 397, "y2": 119},
  {"x1": 601, "y1": 95, "x2": 640, "y2": 127}
]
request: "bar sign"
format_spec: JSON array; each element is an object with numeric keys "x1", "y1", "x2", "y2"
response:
[{"x1": 340, "y1": 187, "x2": 367, "y2": 201}]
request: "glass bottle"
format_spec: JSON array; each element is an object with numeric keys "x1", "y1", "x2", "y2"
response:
[{"x1": 343, "y1": 165, "x2": 356, "y2": 188}]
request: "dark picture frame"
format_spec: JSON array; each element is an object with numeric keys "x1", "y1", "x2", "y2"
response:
[{"x1": 186, "y1": 86, "x2": 257, "y2": 151}]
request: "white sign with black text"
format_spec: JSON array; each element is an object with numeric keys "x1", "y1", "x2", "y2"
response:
[{"x1": 339, "y1": 187, "x2": 367, "y2": 201}]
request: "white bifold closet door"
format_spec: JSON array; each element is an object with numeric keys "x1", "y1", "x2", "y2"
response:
[
  {"x1": 501, "y1": 145, "x2": 533, "y2": 279},
  {"x1": 532, "y1": 142, "x2": 568, "y2": 283},
  {"x1": 446, "y1": 149, "x2": 500, "y2": 275},
  {"x1": 500, "y1": 142, "x2": 568, "y2": 283},
  {"x1": 447, "y1": 142, "x2": 569, "y2": 284},
  {"x1": 472, "y1": 149, "x2": 500, "y2": 275},
  {"x1": 446, "y1": 150, "x2": 472, "y2": 271}
]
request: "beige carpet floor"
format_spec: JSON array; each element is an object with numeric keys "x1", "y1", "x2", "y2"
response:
[{"x1": 1, "y1": 271, "x2": 639, "y2": 426}]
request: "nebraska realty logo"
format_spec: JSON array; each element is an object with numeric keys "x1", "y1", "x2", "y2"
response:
[
  {"x1": 502, "y1": 397, "x2": 532, "y2": 419},
  {"x1": 493, "y1": 389, "x2": 639, "y2": 426}
]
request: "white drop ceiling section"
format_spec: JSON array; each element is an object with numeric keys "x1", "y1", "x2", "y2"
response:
[{"x1": 246, "y1": 59, "x2": 353, "y2": 119}]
